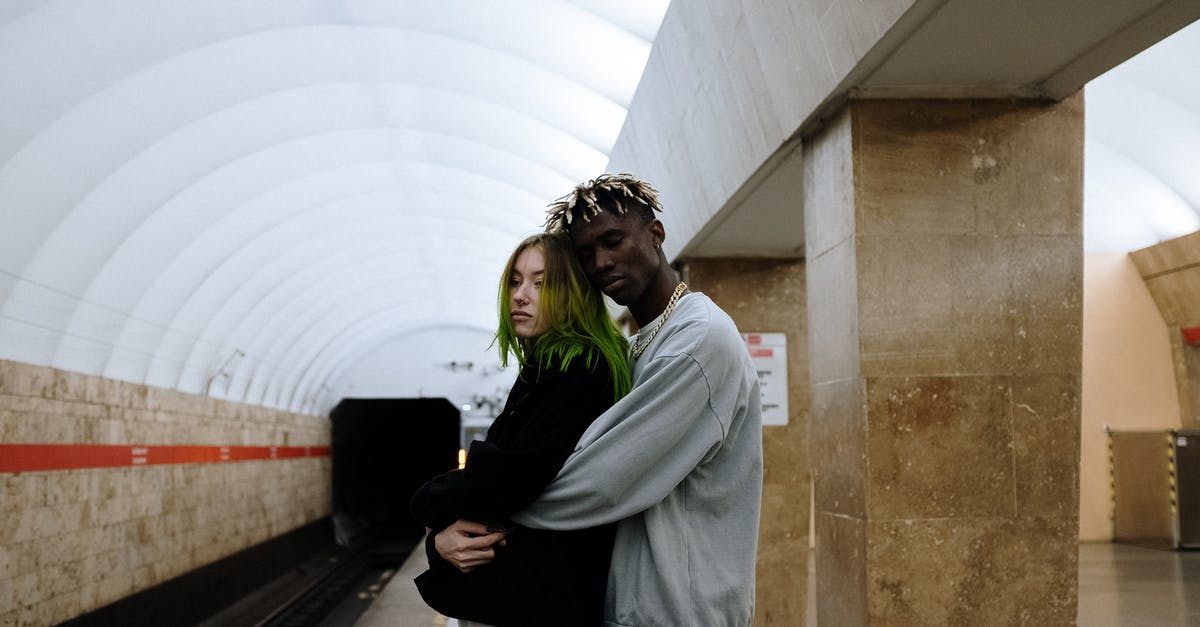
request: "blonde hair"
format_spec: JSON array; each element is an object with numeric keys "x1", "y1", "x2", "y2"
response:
[{"x1": 544, "y1": 173, "x2": 661, "y2": 232}]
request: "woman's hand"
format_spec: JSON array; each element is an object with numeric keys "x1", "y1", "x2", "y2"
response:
[{"x1": 434, "y1": 519, "x2": 508, "y2": 573}]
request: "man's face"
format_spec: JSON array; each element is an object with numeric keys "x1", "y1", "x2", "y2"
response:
[{"x1": 568, "y1": 210, "x2": 662, "y2": 306}]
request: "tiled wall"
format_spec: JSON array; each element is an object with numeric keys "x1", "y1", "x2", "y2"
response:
[
  {"x1": 804, "y1": 97, "x2": 1083, "y2": 625},
  {"x1": 0, "y1": 360, "x2": 331, "y2": 626},
  {"x1": 1129, "y1": 231, "x2": 1200, "y2": 326}
]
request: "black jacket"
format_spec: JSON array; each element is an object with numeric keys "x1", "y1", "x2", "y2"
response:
[{"x1": 410, "y1": 355, "x2": 618, "y2": 627}]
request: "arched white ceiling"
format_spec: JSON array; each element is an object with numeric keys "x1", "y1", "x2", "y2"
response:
[
  {"x1": 1084, "y1": 19, "x2": 1200, "y2": 251},
  {"x1": 1, "y1": 3, "x2": 1194, "y2": 416},
  {"x1": 0, "y1": 1, "x2": 669, "y2": 414}
]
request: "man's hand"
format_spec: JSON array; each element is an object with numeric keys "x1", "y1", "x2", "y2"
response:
[{"x1": 433, "y1": 519, "x2": 507, "y2": 573}]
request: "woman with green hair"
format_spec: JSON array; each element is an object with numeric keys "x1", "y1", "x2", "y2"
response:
[{"x1": 410, "y1": 231, "x2": 631, "y2": 627}]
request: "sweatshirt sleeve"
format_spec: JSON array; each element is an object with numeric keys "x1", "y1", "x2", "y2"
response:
[
  {"x1": 511, "y1": 349, "x2": 725, "y2": 530},
  {"x1": 410, "y1": 359, "x2": 614, "y2": 529}
]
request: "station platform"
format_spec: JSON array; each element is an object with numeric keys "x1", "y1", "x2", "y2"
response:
[
  {"x1": 355, "y1": 538, "x2": 444, "y2": 627},
  {"x1": 355, "y1": 541, "x2": 1200, "y2": 626}
]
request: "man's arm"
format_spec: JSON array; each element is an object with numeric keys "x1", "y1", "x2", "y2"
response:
[{"x1": 512, "y1": 351, "x2": 724, "y2": 530}]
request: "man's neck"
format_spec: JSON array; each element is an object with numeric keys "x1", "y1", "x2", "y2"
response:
[{"x1": 630, "y1": 269, "x2": 682, "y2": 327}]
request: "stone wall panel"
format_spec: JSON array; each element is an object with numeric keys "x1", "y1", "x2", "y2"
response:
[
  {"x1": 807, "y1": 96, "x2": 1083, "y2": 625},
  {"x1": 0, "y1": 359, "x2": 331, "y2": 625}
]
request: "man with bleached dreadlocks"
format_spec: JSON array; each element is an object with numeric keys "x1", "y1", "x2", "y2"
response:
[{"x1": 440, "y1": 173, "x2": 764, "y2": 626}]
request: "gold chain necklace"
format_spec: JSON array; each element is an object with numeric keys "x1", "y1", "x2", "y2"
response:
[{"x1": 630, "y1": 282, "x2": 688, "y2": 360}]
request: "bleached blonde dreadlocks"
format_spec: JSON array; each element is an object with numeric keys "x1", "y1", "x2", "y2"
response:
[{"x1": 544, "y1": 173, "x2": 662, "y2": 232}]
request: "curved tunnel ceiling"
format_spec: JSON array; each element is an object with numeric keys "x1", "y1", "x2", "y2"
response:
[
  {"x1": 1084, "y1": 19, "x2": 1200, "y2": 251},
  {"x1": 0, "y1": 1, "x2": 670, "y2": 414},
  {"x1": 1, "y1": 4, "x2": 1195, "y2": 415}
]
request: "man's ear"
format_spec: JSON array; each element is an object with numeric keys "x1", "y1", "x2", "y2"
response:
[{"x1": 649, "y1": 219, "x2": 665, "y2": 248}]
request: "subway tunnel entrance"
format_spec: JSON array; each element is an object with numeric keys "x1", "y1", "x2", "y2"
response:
[{"x1": 330, "y1": 397, "x2": 462, "y2": 548}]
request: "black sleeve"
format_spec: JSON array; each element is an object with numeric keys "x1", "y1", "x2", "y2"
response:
[
  {"x1": 462, "y1": 358, "x2": 614, "y2": 521},
  {"x1": 410, "y1": 357, "x2": 615, "y2": 529},
  {"x1": 410, "y1": 467, "x2": 470, "y2": 531}
]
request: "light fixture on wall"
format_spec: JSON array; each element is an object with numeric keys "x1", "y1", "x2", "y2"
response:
[
  {"x1": 476, "y1": 364, "x2": 508, "y2": 377},
  {"x1": 464, "y1": 393, "x2": 507, "y2": 415},
  {"x1": 437, "y1": 361, "x2": 509, "y2": 376},
  {"x1": 204, "y1": 349, "x2": 246, "y2": 396},
  {"x1": 302, "y1": 384, "x2": 331, "y2": 414}
]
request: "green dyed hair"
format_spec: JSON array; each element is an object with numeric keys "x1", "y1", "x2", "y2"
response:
[{"x1": 495, "y1": 232, "x2": 632, "y2": 400}]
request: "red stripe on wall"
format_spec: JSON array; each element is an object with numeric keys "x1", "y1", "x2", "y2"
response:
[{"x1": 0, "y1": 444, "x2": 331, "y2": 473}]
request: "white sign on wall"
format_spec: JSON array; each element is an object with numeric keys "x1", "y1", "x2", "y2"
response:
[{"x1": 743, "y1": 332, "x2": 788, "y2": 426}]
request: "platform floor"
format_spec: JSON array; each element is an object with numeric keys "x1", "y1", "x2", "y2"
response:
[
  {"x1": 354, "y1": 539, "x2": 445, "y2": 627},
  {"x1": 357, "y1": 541, "x2": 1200, "y2": 626},
  {"x1": 1076, "y1": 542, "x2": 1200, "y2": 626}
]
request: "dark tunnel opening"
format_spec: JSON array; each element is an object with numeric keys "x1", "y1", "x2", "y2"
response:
[{"x1": 329, "y1": 397, "x2": 462, "y2": 548}]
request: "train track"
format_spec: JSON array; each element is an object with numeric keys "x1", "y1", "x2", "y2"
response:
[{"x1": 199, "y1": 535, "x2": 415, "y2": 627}]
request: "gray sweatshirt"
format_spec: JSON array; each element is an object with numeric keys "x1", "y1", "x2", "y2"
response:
[{"x1": 513, "y1": 293, "x2": 763, "y2": 627}]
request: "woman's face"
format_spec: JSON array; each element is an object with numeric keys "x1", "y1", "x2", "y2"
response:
[{"x1": 509, "y1": 246, "x2": 551, "y2": 339}]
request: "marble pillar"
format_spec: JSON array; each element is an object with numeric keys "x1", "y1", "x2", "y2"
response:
[
  {"x1": 804, "y1": 96, "x2": 1083, "y2": 625},
  {"x1": 685, "y1": 258, "x2": 809, "y2": 627}
]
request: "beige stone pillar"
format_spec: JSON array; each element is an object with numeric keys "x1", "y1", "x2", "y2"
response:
[
  {"x1": 684, "y1": 258, "x2": 809, "y2": 627},
  {"x1": 804, "y1": 96, "x2": 1083, "y2": 625}
]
